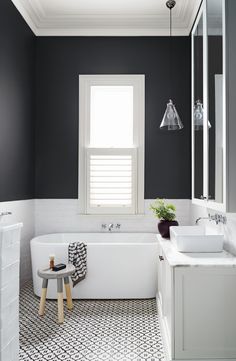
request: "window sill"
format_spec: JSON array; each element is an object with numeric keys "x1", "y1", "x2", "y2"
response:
[{"x1": 76, "y1": 213, "x2": 147, "y2": 219}]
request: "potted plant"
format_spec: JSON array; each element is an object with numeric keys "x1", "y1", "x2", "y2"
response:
[{"x1": 150, "y1": 198, "x2": 178, "y2": 238}]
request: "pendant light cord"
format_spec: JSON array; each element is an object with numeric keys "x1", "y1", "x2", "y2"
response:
[
  {"x1": 166, "y1": 0, "x2": 176, "y2": 101},
  {"x1": 196, "y1": 25, "x2": 199, "y2": 101},
  {"x1": 169, "y1": 5, "x2": 172, "y2": 99}
]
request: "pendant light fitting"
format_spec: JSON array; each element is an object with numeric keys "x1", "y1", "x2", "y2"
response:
[
  {"x1": 160, "y1": 0, "x2": 184, "y2": 131},
  {"x1": 166, "y1": 1, "x2": 176, "y2": 10}
]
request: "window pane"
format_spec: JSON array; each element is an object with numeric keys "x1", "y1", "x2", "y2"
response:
[{"x1": 90, "y1": 86, "x2": 133, "y2": 147}]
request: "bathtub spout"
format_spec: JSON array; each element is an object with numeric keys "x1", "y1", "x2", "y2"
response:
[{"x1": 108, "y1": 223, "x2": 114, "y2": 232}]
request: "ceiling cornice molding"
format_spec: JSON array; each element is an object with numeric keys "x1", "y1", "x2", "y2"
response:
[
  {"x1": 11, "y1": 0, "x2": 38, "y2": 34},
  {"x1": 184, "y1": 0, "x2": 203, "y2": 34},
  {"x1": 29, "y1": 0, "x2": 46, "y2": 19},
  {"x1": 11, "y1": 0, "x2": 202, "y2": 37},
  {"x1": 36, "y1": 28, "x2": 190, "y2": 37}
]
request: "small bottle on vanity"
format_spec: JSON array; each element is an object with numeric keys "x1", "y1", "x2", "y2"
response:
[{"x1": 49, "y1": 255, "x2": 55, "y2": 270}]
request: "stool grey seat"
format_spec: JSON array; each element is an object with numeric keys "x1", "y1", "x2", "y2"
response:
[{"x1": 37, "y1": 264, "x2": 75, "y2": 324}]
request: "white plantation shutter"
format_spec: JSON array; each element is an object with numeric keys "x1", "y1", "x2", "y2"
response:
[{"x1": 86, "y1": 148, "x2": 137, "y2": 214}]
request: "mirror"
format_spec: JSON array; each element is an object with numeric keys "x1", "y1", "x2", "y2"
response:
[
  {"x1": 193, "y1": 13, "x2": 204, "y2": 199},
  {"x1": 207, "y1": 0, "x2": 224, "y2": 203}
]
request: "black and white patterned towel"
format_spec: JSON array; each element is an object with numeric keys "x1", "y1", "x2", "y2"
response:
[{"x1": 68, "y1": 242, "x2": 87, "y2": 287}]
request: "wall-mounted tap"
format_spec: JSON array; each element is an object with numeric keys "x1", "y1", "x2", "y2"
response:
[
  {"x1": 196, "y1": 213, "x2": 227, "y2": 225},
  {"x1": 0, "y1": 211, "x2": 12, "y2": 217},
  {"x1": 195, "y1": 214, "x2": 211, "y2": 225},
  {"x1": 210, "y1": 214, "x2": 227, "y2": 225},
  {"x1": 101, "y1": 223, "x2": 121, "y2": 231},
  {"x1": 108, "y1": 223, "x2": 114, "y2": 232}
]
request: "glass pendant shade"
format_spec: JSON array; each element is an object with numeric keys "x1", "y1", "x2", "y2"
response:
[
  {"x1": 160, "y1": 99, "x2": 184, "y2": 131},
  {"x1": 159, "y1": 1, "x2": 183, "y2": 131},
  {"x1": 194, "y1": 100, "x2": 211, "y2": 130}
]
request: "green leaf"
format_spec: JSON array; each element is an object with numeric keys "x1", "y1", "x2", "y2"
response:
[{"x1": 150, "y1": 198, "x2": 176, "y2": 221}]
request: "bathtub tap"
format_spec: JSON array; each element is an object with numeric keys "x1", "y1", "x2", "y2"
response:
[
  {"x1": 0, "y1": 211, "x2": 12, "y2": 217},
  {"x1": 102, "y1": 223, "x2": 121, "y2": 231},
  {"x1": 108, "y1": 223, "x2": 114, "y2": 232}
]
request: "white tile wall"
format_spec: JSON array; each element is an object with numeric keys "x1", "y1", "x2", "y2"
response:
[
  {"x1": 34, "y1": 199, "x2": 192, "y2": 236},
  {"x1": 0, "y1": 198, "x2": 191, "y2": 285},
  {"x1": 0, "y1": 200, "x2": 34, "y2": 285},
  {"x1": 3, "y1": 199, "x2": 236, "y2": 284},
  {"x1": 36, "y1": 199, "x2": 236, "y2": 256},
  {"x1": 191, "y1": 203, "x2": 236, "y2": 256},
  {"x1": 0, "y1": 198, "x2": 190, "y2": 286},
  {"x1": 7, "y1": 198, "x2": 236, "y2": 286}
]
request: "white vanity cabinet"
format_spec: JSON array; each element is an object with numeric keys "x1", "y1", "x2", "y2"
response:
[
  {"x1": 157, "y1": 236, "x2": 236, "y2": 361},
  {"x1": 0, "y1": 223, "x2": 22, "y2": 361}
]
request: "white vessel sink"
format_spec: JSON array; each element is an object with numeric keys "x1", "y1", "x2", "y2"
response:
[{"x1": 170, "y1": 226, "x2": 224, "y2": 253}]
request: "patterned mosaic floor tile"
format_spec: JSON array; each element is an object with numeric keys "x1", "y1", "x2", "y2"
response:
[{"x1": 20, "y1": 283, "x2": 165, "y2": 361}]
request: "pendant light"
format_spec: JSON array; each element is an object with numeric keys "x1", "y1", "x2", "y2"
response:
[
  {"x1": 194, "y1": 100, "x2": 204, "y2": 130},
  {"x1": 160, "y1": 0, "x2": 184, "y2": 131},
  {"x1": 193, "y1": 23, "x2": 211, "y2": 130},
  {"x1": 194, "y1": 100, "x2": 211, "y2": 130}
]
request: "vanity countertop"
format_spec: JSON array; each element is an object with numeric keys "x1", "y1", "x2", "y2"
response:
[{"x1": 157, "y1": 234, "x2": 236, "y2": 267}]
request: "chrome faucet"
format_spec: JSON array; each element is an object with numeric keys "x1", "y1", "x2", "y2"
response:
[
  {"x1": 0, "y1": 211, "x2": 12, "y2": 217},
  {"x1": 196, "y1": 214, "x2": 211, "y2": 225},
  {"x1": 211, "y1": 214, "x2": 227, "y2": 225},
  {"x1": 102, "y1": 223, "x2": 121, "y2": 231},
  {"x1": 108, "y1": 223, "x2": 114, "y2": 232},
  {"x1": 196, "y1": 213, "x2": 227, "y2": 225}
]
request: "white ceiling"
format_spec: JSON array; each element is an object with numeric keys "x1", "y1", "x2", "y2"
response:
[{"x1": 11, "y1": 0, "x2": 202, "y2": 36}]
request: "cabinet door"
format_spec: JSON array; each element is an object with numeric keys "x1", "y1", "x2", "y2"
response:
[
  {"x1": 207, "y1": 0, "x2": 225, "y2": 207},
  {"x1": 157, "y1": 247, "x2": 174, "y2": 359},
  {"x1": 162, "y1": 256, "x2": 173, "y2": 355},
  {"x1": 192, "y1": 0, "x2": 228, "y2": 211},
  {"x1": 157, "y1": 244, "x2": 163, "y2": 307},
  {"x1": 175, "y1": 267, "x2": 236, "y2": 359},
  {"x1": 192, "y1": 5, "x2": 204, "y2": 201}
]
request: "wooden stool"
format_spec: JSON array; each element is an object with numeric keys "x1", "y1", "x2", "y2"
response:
[{"x1": 37, "y1": 264, "x2": 75, "y2": 324}]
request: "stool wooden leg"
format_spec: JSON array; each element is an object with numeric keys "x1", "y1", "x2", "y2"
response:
[
  {"x1": 39, "y1": 279, "x2": 48, "y2": 316},
  {"x1": 64, "y1": 277, "x2": 73, "y2": 310},
  {"x1": 57, "y1": 278, "x2": 64, "y2": 324}
]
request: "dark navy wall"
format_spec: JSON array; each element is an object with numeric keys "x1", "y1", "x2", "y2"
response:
[
  {"x1": 35, "y1": 37, "x2": 191, "y2": 199},
  {"x1": 0, "y1": 0, "x2": 35, "y2": 201}
]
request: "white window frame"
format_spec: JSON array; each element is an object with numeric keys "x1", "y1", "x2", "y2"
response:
[{"x1": 78, "y1": 74, "x2": 145, "y2": 215}]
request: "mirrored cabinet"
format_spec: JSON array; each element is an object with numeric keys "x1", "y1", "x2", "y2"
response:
[
  {"x1": 192, "y1": 11, "x2": 204, "y2": 201},
  {"x1": 192, "y1": 0, "x2": 236, "y2": 212}
]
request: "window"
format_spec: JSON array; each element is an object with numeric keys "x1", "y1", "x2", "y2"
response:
[{"x1": 79, "y1": 75, "x2": 145, "y2": 214}]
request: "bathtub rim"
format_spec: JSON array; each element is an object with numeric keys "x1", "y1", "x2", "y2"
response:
[{"x1": 30, "y1": 232, "x2": 158, "y2": 246}]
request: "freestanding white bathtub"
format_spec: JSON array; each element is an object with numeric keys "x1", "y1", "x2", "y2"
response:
[{"x1": 31, "y1": 233, "x2": 158, "y2": 299}]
